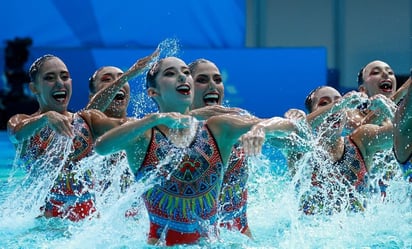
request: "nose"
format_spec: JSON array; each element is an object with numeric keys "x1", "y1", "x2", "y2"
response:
[
  {"x1": 56, "y1": 77, "x2": 64, "y2": 86},
  {"x1": 178, "y1": 74, "x2": 186, "y2": 83},
  {"x1": 208, "y1": 80, "x2": 217, "y2": 90},
  {"x1": 382, "y1": 70, "x2": 389, "y2": 78}
]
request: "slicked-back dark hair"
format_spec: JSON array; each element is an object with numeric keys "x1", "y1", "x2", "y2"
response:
[{"x1": 29, "y1": 54, "x2": 57, "y2": 82}]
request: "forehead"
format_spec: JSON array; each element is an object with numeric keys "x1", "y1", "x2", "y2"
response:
[
  {"x1": 96, "y1": 66, "x2": 123, "y2": 77},
  {"x1": 159, "y1": 57, "x2": 188, "y2": 71},
  {"x1": 192, "y1": 62, "x2": 220, "y2": 75},
  {"x1": 364, "y1": 60, "x2": 391, "y2": 72},
  {"x1": 40, "y1": 57, "x2": 68, "y2": 73},
  {"x1": 314, "y1": 87, "x2": 341, "y2": 100}
]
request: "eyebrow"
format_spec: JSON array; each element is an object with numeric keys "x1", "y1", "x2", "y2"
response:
[{"x1": 164, "y1": 66, "x2": 189, "y2": 72}]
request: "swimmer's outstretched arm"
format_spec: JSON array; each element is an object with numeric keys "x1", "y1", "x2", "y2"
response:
[
  {"x1": 392, "y1": 76, "x2": 411, "y2": 105},
  {"x1": 362, "y1": 94, "x2": 396, "y2": 125},
  {"x1": 189, "y1": 105, "x2": 255, "y2": 120},
  {"x1": 86, "y1": 49, "x2": 159, "y2": 111},
  {"x1": 240, "y1": 116, "x2": 310, "y2": 156},
  {"x1": 94, "y1": 112, "x2": 192, "y2": 156},
  {"x1": 394, "y1": 76, "x2": 412, "y2": 163},
  {"x1": 350, "y1": 121, "x2": 393, "y2": 171},
  {"x1": 7, "y1": 111, "x2": 74, "y2": 143},
  {"x1": 307, "y1": 91, "x2": 364, "y2": 129}
]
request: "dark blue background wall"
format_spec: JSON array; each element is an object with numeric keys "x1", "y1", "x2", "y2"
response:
[{"x1": 0, "y1": 0, "x2": 327, "y2": 124}]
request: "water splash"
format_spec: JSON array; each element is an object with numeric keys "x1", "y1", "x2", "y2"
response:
[
  {"x1": 0, "y1": 125, "x2": 411, "y2": 248},
  {"x1": 129, "y1": 38, "x2": 182, "y2": 118},
  {"x1": 156, "y1": 37, "x2": 181, "y2": 59}
]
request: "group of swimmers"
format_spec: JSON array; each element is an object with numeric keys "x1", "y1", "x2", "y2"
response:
[{"x1": 5, "y1": 48, "x2": 412, "y2": 246}]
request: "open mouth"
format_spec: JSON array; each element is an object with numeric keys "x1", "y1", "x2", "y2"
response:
[
  {"x1": 52, "y1": 91, "x2": 67, "y2": 103},
  {"x1": 203, "y1": 93, "x2": 219, "y2": 106},
  {"x1": 379, "y1": 81, "x2": 393, "y2": 92},
  {"x1": 326, "y1": 114, "x2": 343, "y2": 129},
  {"x1": 114, "y1": 90, "x2": 126, "y2": 100},
  {"x1": 176, "y1": 84, "x2": 191, "y2": 95}
]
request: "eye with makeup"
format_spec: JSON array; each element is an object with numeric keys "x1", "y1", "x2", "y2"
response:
[
  {"x1": 100, "y1": 75, "x2": 115, "y2": 83},
  {"x1": 213, "y1": 75, "x2": 222, "y2": 84},
  {"x1": 164, "y1": 70, "x2": 176, "y2": 77},
  {"x1": 60, "y1": 73, "x2": 70, "y2": 81},
  {"x1": 183, "y1": 69, "x2": 191, "y2": 76},
  {"x1": 195, "y1": 75, "x2": 209, "y2": 84},
  {"x1": 370, "y1": 69, "x2": 381, "y2": 76},
  {"x1": 318, "y1": 100, "x2": 330, "y2": 107},
  {"x1": 43, "y1": 74, "x2": 56, "y2": 82}
]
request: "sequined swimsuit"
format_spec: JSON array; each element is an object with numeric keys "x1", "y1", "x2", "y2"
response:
[
  {"x1": 137, "y1": 122, "x2": 224, "y2": 246},
  {"x1": 219, "y1": 142, "x2": 249, "y2": 233},
  {"x1": 20, "y1": 113, "x2": 95, "y2": 221},
  {"x1": 301, "y1": 136, "x2": 368, "y2": 215},
  {"x1": 398, "y1": 155, "x2": 412, "y2": 183}
]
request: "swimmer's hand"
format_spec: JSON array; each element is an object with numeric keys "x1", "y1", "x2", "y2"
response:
[
  {"x1": 44, "y1": 111, "x2": 74, "y2": 138},
  {"x1": 284, "y1": 108, "x2": 306, "y2": 120},
  {"x1": 189, "y1": 105, "x2": 252, "y2": 120},
  {"x1": 122, "y1": 48, "x2": 160, "y2": 81},
  {"x1": 156, "y1": 112, "x2": 194, "y2": 129},
  {"x1": 340, "y1": 91, "x2": 366, "y2": 109},
  {"x1": 240, "y1": 125, "x2": 265, "y2": 156},
  {"x1": 368, "y1": 94, "x2": 396, "y2": 119}
]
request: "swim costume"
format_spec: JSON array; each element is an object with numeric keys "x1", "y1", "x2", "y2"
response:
[
  {"x1": 97, "y1": 151, "x2": 133, "y2": 194},
  {"x1": 335, "y1": 137, "x2": 368, "y2": 191},
  {"x1": 21, "y1": 113, "x2": 96, "y2": 221},
  {"x1": 393, "y1": 145, "x2": 412, "y2": 183},
  {"x1": 399, "y1": 159, "x2": 412, "y2": 183},
  {"x1": 137, "y1": 122, "x2": 224, "y2": 246},
  {"x1": 300, "y1": 136, "x2": 367, "y2": 215},
  {"x1": 219, "y1": 143, "x2": 249, "y2": 234}
]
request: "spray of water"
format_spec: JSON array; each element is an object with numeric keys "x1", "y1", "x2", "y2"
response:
[{"x1": 130, "y1": 38, "x2": 182, "y2": 118}]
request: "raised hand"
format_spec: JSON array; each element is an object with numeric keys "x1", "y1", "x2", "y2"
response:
[{"x1": 122, "y1": 49, "x2": 160, "y2": 81}]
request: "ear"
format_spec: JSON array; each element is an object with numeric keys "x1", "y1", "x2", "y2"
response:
[
  {"x1": 29, "y1": 82, "x2": 38, "y2": 94},
  {"x1": 147, "y1": 87, "x2": 159, "y2": 97}
]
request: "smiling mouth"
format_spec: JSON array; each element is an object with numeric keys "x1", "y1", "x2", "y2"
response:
[
  {"x1": 326, "y1": 114, "x2": 343, "y2": 128},
  {"x1": 203, "y1": 93, "x2": 219, "y2": 106},
  {"x1": 114, "y1": 91, "x2": 126, "y2": 100},
  {"x1": 379, "y1": 81, "x2": 393, "y2": 92},
  {"x1": 176, "y1": 84, "x2": 191, "y2": 95},
  {"x1": 52, "y1": 91, "x2": 67, "y2": 102}
]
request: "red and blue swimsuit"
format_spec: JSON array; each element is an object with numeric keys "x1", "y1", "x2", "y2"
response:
[
  {"x1": 137, "y1": 122, "x2": 224, "y2": 246},
  {"x1": 21, "y1": 114, "x2": 96, "y2": 221}
]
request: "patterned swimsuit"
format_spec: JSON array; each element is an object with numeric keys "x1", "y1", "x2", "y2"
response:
[
  {"x1": 398, "y1": 155, "x2": 412, "y2": 183},
  {"x1": 218, "y1": 143, "x2": 249, "y2": 233},
  {"x1": 137, "y1": 122, "x2": 224, "y2": 246},
  {"x1": 20, "y1": 114, "x2": 95, "y2": 221},
  {"x1": 301, "y1": 137, "x2": 368, "y2": 215}
]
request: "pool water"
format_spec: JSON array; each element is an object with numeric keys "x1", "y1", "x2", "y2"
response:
[{"x1": 0, "y1": 131, "x2": 411, "y2": 249}]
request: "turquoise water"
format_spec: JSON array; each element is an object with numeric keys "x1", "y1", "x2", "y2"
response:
[{"x1": 0, "y1": 131, "x2": 411, "y2": 249}]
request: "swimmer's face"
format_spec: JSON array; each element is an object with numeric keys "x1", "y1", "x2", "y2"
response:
[
  {"x1": 310, "y1": 87, "x2": 342, "y2": 112},
  {"x1": 30, "y1": 57, "x2": 72, "y2": 113},
  {"x1": 311, "y1": 86, "x2": 346, "y2": 136},
  {"x1": 149, "y1": 57, "x2": 193, "y2": 113},
  {"x1": 92, "y1": 66, "x2": 130, "y2": 118},
  {"x1": 190, "y1": 61, "x2": 224, "y2": 109},
  {"x1": 359, "y1": 60, "x2": 396, "y2": 98}
]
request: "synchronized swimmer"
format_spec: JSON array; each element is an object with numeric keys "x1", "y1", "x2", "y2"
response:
[{"x1": 5, "y1": 49, "x2": 412, "y2": 246}]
